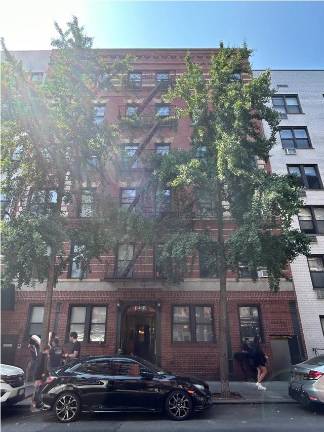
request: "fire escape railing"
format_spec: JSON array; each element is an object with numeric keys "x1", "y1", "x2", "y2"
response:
[{"x1": 113, "y1": 72, "x2": 176, "y2": 279}]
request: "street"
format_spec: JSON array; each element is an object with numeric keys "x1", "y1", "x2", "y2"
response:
[{"x1": 2, "y1": 403, "x2": 324, "y2": 432}]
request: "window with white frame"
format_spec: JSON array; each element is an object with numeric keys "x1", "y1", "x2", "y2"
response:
[
  {"x1": 27, "y1": 306, "x2": 44, "y2": 337},
  {"x1": 298, "y1": 207, "x2": 324, "y2": 234},
  {"x1": 68, "y1": 305, "x2": 107, "y2": 342}
]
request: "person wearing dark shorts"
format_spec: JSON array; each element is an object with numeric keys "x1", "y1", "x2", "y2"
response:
[{"x1": 251, "y1": 336, "x2": 268, "y2": 390}]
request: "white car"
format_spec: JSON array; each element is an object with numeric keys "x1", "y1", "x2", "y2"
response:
[{"x1": 0, "y1": 364, "x2": 25, "y2": 406}]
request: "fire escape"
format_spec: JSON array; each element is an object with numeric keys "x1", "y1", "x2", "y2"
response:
[{"x1": 113, "y1": 71, "x2": 177, "y2": 279}]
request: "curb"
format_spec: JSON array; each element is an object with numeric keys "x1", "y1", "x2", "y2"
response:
[{"x1": 212, "y1": 399, "x2": 297, "y2": 405}]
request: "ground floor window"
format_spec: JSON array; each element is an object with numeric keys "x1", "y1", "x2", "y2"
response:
[
  {"x1": 238, "y1": 305, "x2": 262, "y2": 343},
  {"x1": 320, "y1": 316, "x2": 324, "y2": 336},
  {"x1": 27, "y1": 305, "x2": 44, "y2": 338},
  {"x1": 67, "y1": 305, "x2": 107, "y2": 342},
  {"x1": 172, "y1": 305, "x2": 214, "y2": 342}
]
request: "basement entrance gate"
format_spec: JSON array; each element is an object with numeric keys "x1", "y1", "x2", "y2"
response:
[{"x1": 118, "y1": 303, "x2": 159, "y2": 364}]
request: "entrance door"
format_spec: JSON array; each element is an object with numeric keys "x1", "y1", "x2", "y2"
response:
[
  {"x1": 1, "y1": 335, "x2": 18, "y2": 365},
  {"x1": 270, "y1": 337, "x2": 292, "y2": 380},
  {"x1": 121, "y1": 305, "x2": 157, "y2": 363}
]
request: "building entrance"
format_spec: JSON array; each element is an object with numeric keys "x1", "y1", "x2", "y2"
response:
[{"x1": 121, "y1": 305, "x2": 157, "y2": 363}]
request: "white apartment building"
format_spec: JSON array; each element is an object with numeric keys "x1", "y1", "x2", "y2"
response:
[{"x1": 254, "y1": 70, "x2": 324, "y2": 358}]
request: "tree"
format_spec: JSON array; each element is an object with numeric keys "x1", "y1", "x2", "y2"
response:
[
  {"x1": 1, "y1": 17, "x2": 134, "y2": 349},
  {"x1": 151, "y1": 45, "x2": 310, "y2": 396}
]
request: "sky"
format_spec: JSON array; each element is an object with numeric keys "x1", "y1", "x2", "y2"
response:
[{"x1": 1, "y1": 0, "x2": 324, "y2": 69}]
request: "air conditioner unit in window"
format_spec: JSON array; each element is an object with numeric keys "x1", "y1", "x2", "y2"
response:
[
  {"x1": 257, "y1": 269, "x2": 269, "y2": 278},
  {"x1": 285, "y1": 148, "x2": 296, "y2": 155},
  {"x1": 307, "y1": 234, "x2": 317, "y2": 243}
]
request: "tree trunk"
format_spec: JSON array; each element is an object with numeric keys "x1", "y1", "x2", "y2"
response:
[
  {"x1": 216, "y1": 182, "x2": 230, "y2": 398},
  {"x1": 40, "y1": 251, "x2": 56, "y2": 350}
]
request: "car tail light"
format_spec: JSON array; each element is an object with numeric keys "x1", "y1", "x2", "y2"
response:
[{"x1": 306, "y1": 370, "x2": 324, "y2": 380}]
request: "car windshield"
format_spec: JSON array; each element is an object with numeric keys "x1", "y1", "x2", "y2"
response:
[
  {"x1": 136, "y1": 358, "x2": 169, "y2": 375},
  {"x1": 303, "y1": 355, "x2": 324, "y2": 367}
]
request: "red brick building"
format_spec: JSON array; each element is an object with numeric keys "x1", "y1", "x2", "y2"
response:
[{"x1": 1, "y1": 49, "x2": 305, "y2": 379}]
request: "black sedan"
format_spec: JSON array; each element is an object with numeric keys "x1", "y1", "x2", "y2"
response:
[{"x1": 39, "y1": 355, "x2": 212, "y2": 422}]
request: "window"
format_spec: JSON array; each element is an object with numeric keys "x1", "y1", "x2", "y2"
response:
[
  {"x1": 94, "y1": 105, "x2": 106, "y2": 124},
  {"x1": 31, "y1": 72, "x2": 44, "y2": 82},
  {"x1": 156, "y1": 72, "x2": 170, "y2": 88},
  {"x1": 196, "y1": 189, "x2": 216, "y2": 217},
  {"x1": 320, "y1": 316, "x2": 324, "y2": 336},
  {"x1": 70, "y1": 244, "x2": 86, "y2": 279},
  {"x1": 238, "y1": 306, "x2": 262, "y2": 343},
  {"x1": 279, "y1": 127, "x2": 311, "y2": 149},
  {"x1": 307, "y1": 256, "x2": 324, "y2": 289},
  {"x1": 173, "y1": 306, "x2": 191, "y2": 342},
  {"x1": 123, "y1": 145, "x2": 139, "y2": 168},
  {"x1": 156, "y1": 189, "x2": 171, "y2": 214},
  {"x1": 1, "y1": 192, "x2": 10, "y2": 220},
  {"x1": 68, "y1": 305, "x2": 107, "y2": 342},
  {"x1": 287, "y1": 165, "x2": 322, "y2": 189},
  {"x1": 172, "y1": 305, "x2": 214, "y2": 342},
  {"x1": 155, "y1": 104, "x2": 171, "y2": 117},
  {"x1": 80, "y1": 189, "x2": 94, "y2": 217},
  {"x1": 155, "y1": 143, "x2": 170, "y2": 155},
  {"x1": 238, "y1": 264, "x2": 257, "y2": 279},
  {"x1": 272, "y1": 95, "x2": 302, "y2": 117},
  {"x1": 30, "y1": 190, "x2": 57, "y2": 215},
  {"x1": 116, "y1": 244, "x2": 134, "y2": 277},
  {"x1": 196, "y1": 146, "x2": 207, "y2": 160},
  {"x1": 126, "y1": 105, "x2": 138, "y2": 117},
  {"x1": 128, "y1": 72, "x2": 142, "y2": 89},
  {"x1": 298, "y1": 207, "x2": 324, "y2": 234},
  {"x1": 199, "y1": 249, "x2": 218, "y2": 278},
  {"x1": 27, "y1": 306, "x2": 44, "y2": 338},
  {"x1": 120, "y1": 188, "x2": 137, "y2": 208},
  {"x1": 230, "y1": 72, "x2": 241, "y2": 81}
]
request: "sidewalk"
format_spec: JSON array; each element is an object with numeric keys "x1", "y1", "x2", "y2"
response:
[{"x1": 207, "y1": 381, "x2": 296, "y2": 404}]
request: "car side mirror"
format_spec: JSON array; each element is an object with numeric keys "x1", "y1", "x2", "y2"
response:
[{"x1": 140, "y1": 369, "x2": 154, "y2": 380}]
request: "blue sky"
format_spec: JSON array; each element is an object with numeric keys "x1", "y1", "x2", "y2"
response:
[{"x1": 1, "y1": 1, "x2": 324, "y2": 69}]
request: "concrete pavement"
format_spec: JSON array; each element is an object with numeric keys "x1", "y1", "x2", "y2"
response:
[
  {"x1": 2, "y1": 402, "x2": 324, "y2": 432},
  {"x1": 208, "y1": 381, "x2": 295, "y2": 404}
]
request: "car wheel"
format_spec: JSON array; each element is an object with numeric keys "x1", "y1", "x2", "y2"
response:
[
  {"x1": 165, "y1": 390, "x2": 193, "y2": 421},
  {"x1": 54, "y1": 391, "x2": 80, "y2": 423}
]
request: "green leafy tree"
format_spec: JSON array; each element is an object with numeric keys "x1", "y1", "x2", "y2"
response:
[
  {"x1": 153, "y1": 45, "x2": 310, "y2": 396},
  {"x1": 1, "y1": 17, "x2": 135, "y2": 348}
]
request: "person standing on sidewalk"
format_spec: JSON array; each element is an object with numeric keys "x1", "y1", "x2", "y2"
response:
[
  {"x1": 27, "y1": 335, "x2": 40, "y2": 382},
  {"x1": 64, "y1": 331, "x2": 81, "y2": 361},
  {"x1": 251, "y1": 336, "x2": 268, "y2": 390},
  {"x1": 48, "y1": 337, "x2": 63, "y2": 372}
]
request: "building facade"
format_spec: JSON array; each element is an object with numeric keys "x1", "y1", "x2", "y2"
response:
[
  {"x1": 254, "y1": 70, "x2": 324, "y2": 358},
  {"x1": 1, "y1": 50, "x2": 306, "y2": 379}
]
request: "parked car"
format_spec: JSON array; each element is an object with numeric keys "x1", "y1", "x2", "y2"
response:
[
  {"x1": 0, "y1": 364, "x2": 25, "y2": 406},
  {"x1": 289, "y1": 355, "x2": 324, "y2": 408},
  {"x1": 38, "y1": 355, "x2": 212, "y2": 422}
]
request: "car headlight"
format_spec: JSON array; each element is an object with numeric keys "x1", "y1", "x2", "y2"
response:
[{"x1": 193, "y1": 384, "x2": 205, "y2": 392}]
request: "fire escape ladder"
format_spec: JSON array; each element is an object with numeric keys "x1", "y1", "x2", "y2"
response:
[
  {"x1": 120, "y1": 242, "x2": 145, "y2": 278},
  {"x1": 129, "y1": 121, "x2": 160, "y2": 166},
  {"x1": 137, "y1": 81, "x2": 163, "y2": 115}
]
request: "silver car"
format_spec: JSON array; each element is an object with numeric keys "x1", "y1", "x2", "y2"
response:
[{"x1": 289, "y1": 355, "x2": 324, "y2": 408}]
